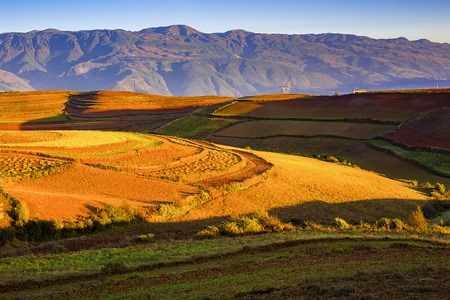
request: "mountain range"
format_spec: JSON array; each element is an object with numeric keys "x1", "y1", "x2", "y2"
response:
[{"x1": 0, "y1": 25, "x2": 449, "y2": 96}]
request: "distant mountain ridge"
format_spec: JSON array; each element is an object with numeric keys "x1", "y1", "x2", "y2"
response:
[{"x1": 0, "y1": 25, "x2": 449, "y2": 96}]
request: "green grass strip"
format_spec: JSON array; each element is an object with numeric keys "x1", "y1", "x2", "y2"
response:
[{"x1": 369, "y1": 140, "x2": 450, "y2": 177}]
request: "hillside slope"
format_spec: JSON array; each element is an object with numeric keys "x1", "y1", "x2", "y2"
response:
[
  {"x1": 0, "y1": 130, "x2": 429, "y2": 225},
  {"x1": 156, "y1": 91, "x2": 450, "y2": 186},
  {"x1": 182, "y1": 149, "x2": 429, "y2": 224},
  {"x1": 1, "y1": 25, "x2": 449, "y2": 95}
]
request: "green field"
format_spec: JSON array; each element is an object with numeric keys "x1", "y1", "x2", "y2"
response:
[{"x1": 1, "y1": 230, "x2": 448, "y2": 299}]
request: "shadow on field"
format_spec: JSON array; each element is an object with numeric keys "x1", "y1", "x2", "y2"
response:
[
  {"x1": 2, "y1": 198, "x2": 449, "y2": 257},
  {"x1": 116, "y1": 198, "x2": 450, "y2": 236},
  {"x1": 268, "y1": 198, "x2": 450, "y2": 224}
]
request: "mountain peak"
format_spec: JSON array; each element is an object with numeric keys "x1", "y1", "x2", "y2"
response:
[{"x1": 141, "y1": 25, "x2": 201, "y2": 36}]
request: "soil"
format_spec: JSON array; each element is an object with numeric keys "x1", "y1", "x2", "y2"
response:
[{"x1": 385, "y1": 107, "x2": 450, "y2": 150}]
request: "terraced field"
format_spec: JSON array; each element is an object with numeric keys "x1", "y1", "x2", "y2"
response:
[
  {"x1": 0, "y1": 90, "x2": 449, "y2": 299},
  {"x1": 158, "y1": 90, "x2": 450, "y2": 186},
  {"x1": 0, "y1": 151, "x2": 71, "y2": 180},
  {"x1": 0, "y1": 130, "x2": 271, "y2": 221},
  {"x1": 215, "y1": 120, "x2": 396, "y2": 139}
]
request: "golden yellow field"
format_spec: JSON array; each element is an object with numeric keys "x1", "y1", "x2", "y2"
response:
[
  {"x1": 0, "y1": 90, "x2": 447, "y2": 229},
  {"x1": 0, "y1": 129, "x2": 429, "y2": 226}
]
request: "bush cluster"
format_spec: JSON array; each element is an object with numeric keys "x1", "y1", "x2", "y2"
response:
[
  {"x1": 0, "y1": 202, "x2": 144, "y2": 245},
  {"x1": 158, "y1": 189, "x2": 211, "y2": 221},
  {"x1": 196, "y1": 211, "x2": 295, "y2": 239},
  {"x1": 419, "y1": 181, "x2": 447, "y2": 199},
  {"x1": 312, "y1": 155, "x2": 359, "y2": 168},
  {"x1": 195, "y1": 207, "x2": 449, "y2": 240},
  {"x1": 328, "y1": 207, "x2": 445, "y2": 234},
  {"x1": 133, "y1": 233, "x2": 155, "y2": 243}
]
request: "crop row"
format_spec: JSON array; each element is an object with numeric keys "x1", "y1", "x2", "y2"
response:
[
  {"x1": 145, "y1": 149, "x2": 242, "y2": 182},
  {"x1": 0, "y1": 154, "x2": 70, "y2": 178}
]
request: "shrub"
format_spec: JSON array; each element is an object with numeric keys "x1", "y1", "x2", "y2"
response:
[
  {"x1": 90, "y1": 203, "x2": 142, "y2": 227},
  {"x1": 325, "y1": 156, "x2": 340, "y2": 163},
  {"x1": 221, "y1": 215, "x2": 265, "y2": 236},
  {"x1": 251, "y1": 211, "x2": 295, "y2": 232},
  {"x1": 420, "y1": 181, "x2": 447, "y2": 199},
  {"x1": 390, "y1": 218, "x2": 410, "y2": 231},
  {"x1": 134, "y1": 233, "x2": 155, "y2": 243},
  {"x1": 101, "y1": 261, "x2": 129, "y2": 274},
  {"x1": 334, "y1": 217, "x2": 352, "y2": 230},
  {"x1": 195, "y1": 225, "x2": 220, "y2": 239},
  {"x1": 17, "y1": 219, "x2": 57, "y2": 242},
  {"x1": 434, "y1": 182, "x2": 446, "y2": 195},
  {"x1": 376, "y1": 217, "x2": 392, "y2": 231},
  {"x1": 0, "y1": 228, "x2": 16, "y2": 246},
  {"x1": 303, "y1": 221, "x2": 325, "y2": 230},
  {"x1": 158, "y1": 203, "x2": 187, "y2": 220},
  {"x1": 217, "y1": 211, "x2": 294, "y2": 237},
  {"x1": 356, "y1": 220, "x2": 372, "y2": 231},
  {"x1": 409, "y1": 206, "x2": 428, "y2": 232},
  {"x1": 1, "y1": 189, "x2": 29, "y2": 225},
  {"x1": 220, "y1": 220, "x2": 245, "y2": 236},
  {"x1": 104, "y1": 203, "x2": 137, "y2": 224}
]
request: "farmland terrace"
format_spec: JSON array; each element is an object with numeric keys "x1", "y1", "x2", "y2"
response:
[
  {"x1": 156, "y1": 89, "x2": 450, "y2": 186},
  {"x1": 0, "y1": 89, "x2": 449, "y2": 299}
]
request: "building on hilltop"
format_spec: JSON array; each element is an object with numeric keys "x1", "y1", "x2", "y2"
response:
[{"x1": 353, "y1": 88, "x2": 367, "y2": 94}]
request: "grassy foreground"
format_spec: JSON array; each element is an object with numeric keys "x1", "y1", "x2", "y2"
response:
[{"x1": 0, "y1": 231, "x2": 448, "y2": 299}]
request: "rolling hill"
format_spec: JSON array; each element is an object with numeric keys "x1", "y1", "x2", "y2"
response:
[
  {"x1": 156, "y1": 90, "x2": 450, "y2": 187},
  {"x1": 0, "y1": 90, "x2": 449, "y2": 299},
  {"x1": 0, "y1": 89, "x2": 448, "y2": 227},
  {"x1": 1, "y1": 25, "x2": 449, "y2": 96}
]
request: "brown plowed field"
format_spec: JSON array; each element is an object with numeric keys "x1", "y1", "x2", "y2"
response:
[
  {"x1": 216, "y1": 92, "x2": 450, "y2": 121},
  {"x1": 4, "y1": 163, "x2": 199, "y2": 220},
  {"x1": 0, "y1": 91, "x2": 447, "y2": 225},
  {"x1": 385, "y1": 107, "x2": 450, "y2": 150},
  {"x1": 0, "y1": 129, "x2": 429, "y2": 224},
  {"x1": 0, "y1": 131, "x2": 273, "y2": 221}
]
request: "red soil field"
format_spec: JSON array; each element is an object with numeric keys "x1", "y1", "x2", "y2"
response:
[
  {"x1": 216, "y1": 92, "x2": 450, "y2": 121},
  {"x1": 385, "y1": 107, "x2": 450, "y2": 150},
  {"x1": 0, "y1": 90, "x2": 448, "y2": 224}
]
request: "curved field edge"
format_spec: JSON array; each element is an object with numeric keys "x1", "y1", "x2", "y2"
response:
[
  {"x1": 0, "y1": 233, "x2": 448, "y2": 299},
  {"x1": 368, "y1": 139, "x2": 450, "y2": 178},
  {"x1": 0, "y1": 130, "x2": 274, "y2": 222}
]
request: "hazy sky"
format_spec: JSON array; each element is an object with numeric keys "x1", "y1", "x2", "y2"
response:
[{"x1": 1, "y1": 0, "x2": 449, "y2": 43}]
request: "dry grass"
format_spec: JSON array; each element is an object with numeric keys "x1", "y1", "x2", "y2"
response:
[
  {"x1": 0, "y1": 129, "x2": 430, "y2": 224},
  {"x1": 0, "y1": 91, "x2": 445, "y2": 226},
  {"x1": 0, "y1": 130, "x2": 162, "y2": 159},
  {"x1": 180, "y1": 148, "x2": 429, "y2": 224},
  {"x1": 0, "y1": 90, "x2": 73, "y2": 123}
]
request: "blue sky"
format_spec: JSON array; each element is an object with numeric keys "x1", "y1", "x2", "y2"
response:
[{"x1": 1, "y1": 0, "x2": 449, "y2": 43}]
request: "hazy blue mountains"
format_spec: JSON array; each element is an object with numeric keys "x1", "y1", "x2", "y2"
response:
[{"x1": 0, "y1": 25, "x2": 449, "y2": 96}]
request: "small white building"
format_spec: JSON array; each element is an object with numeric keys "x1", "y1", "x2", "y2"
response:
[{"x1": 353, "y1": 88, "x2": 367, "y2": 94}]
